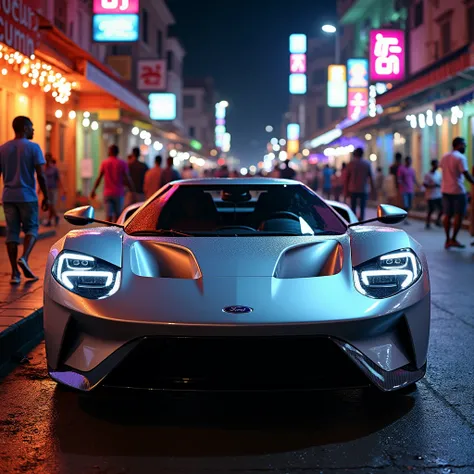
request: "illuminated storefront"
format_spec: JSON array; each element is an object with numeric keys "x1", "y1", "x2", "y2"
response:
[{"x1": 0, "y1": 1, "x2": 79, "y2": 215}]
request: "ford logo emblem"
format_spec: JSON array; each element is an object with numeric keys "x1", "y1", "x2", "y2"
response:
[{"x1": 222, "y1": 305, "x2": 253, "y2": 314}]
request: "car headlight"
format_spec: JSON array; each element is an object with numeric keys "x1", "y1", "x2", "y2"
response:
[
  {"x1": 52, "y1": 251, "x2": 121, "y2": 299},
  {"x1": 353, "y1": 249, "x2": 422, "y2": 298}
]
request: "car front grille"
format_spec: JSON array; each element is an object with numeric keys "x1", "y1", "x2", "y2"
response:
[{"x1": 102, "y1": 336, "x2": 369, "y2": 391}]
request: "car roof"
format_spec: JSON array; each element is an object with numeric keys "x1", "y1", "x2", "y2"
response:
[{"x1": 171, "y1": 178, "x2": 301, "y2": 186}]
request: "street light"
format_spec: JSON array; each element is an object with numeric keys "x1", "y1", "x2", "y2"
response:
[
  {"x1": 322, "y1": 24, "x2": 340, "y2": 65},
  {"x1": 322, "y1": 24, "x2": 336, "y2": 33}
]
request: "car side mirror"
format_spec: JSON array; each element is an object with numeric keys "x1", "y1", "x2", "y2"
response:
[
  {"x1": 376, "y1": 204, "x2": 407, "y2": 224},
  {"x1": 64, "y1": 206, "x2": 95, "y2": 226},
  {"x1": 348, "y1": 204, "x2": 407, "y2": 227}
]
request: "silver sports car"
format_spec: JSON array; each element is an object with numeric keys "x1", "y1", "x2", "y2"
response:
[{"x1": 44, "y1": 179, "x2": 430, "y2": 393}]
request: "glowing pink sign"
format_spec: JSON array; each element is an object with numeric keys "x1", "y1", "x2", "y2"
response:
[
  {"x1": 290, "y1": 54, "x2": 306, "y2": 74},
  {"x1": 348, "y1": 89, "x2": 368, "y2": 121},
  {"x1": 93, "y1": 0, "x2": 139, "y2": 14},
  {"x1": 370, "y1": 29, "x2": 405, "y2": 81}
]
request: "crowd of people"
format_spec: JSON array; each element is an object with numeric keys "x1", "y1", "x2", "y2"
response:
[{"x1": 2, "y1": 114, "x2": 474, "y2": 284}]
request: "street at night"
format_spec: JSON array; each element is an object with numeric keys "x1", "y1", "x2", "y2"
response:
[
  {"x1": 2, "y1": 0, "x2": 474, "y2": 472},
  {"x1": 0, "y1": 220, "x2": 473, "y2": 474}
]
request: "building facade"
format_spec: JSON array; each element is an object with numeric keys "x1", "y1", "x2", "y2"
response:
[
  {"x1": 182, "y1": 77, "x2": 216, "y2": 154},
  {"x1": 340, "y1": 0, "x2": 474, "y2": 186}
]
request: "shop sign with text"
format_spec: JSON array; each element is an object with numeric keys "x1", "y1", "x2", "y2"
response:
[{"x1": 0, "y1": 0, "x2": 39, "y2": 57}]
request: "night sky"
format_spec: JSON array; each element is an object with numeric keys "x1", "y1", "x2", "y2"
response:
[{"x1": 166, "y1": 0, "x2": 336, "y2": 166}]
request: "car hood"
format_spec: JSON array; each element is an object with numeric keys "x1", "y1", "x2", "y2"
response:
[{"x1": 127, "y1": 235, "x2": 346, "y2": 278}]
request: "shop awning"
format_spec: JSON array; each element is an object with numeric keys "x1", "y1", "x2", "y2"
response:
[
  {"x1": 376, "y1": 46, "x2": 472, "y2": 108},
  {"x1": 434, "y1": 86, "x2": 474, "y2": 112},
  {"x1": 76, "y1": 61, "x2": 149, "y2": 117},
  {"x1": 340, "y1": 115, "x2": 380, "y2": 134},
  {"x1": 38, "y1": 16, "x2": 149, "y2": 117}
]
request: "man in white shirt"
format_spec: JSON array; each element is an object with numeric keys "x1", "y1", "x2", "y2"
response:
[
  {"x1": 439, "y1": 137, "x2": 474, "y2": 249},
  {"x1": 423, "y1": 159, "x2": 442, "y2": 229}
]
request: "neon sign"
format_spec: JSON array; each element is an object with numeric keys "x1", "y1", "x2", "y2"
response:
[
  {"x1": 290, "y1": 54, "x2": 306, "y2": 73},
  {"x1": 347, "y1": 59, "x2": 368, "y2": 88},
  {"x1": 92, "y1": 14, "x2": 139, "y2": 42},
  {"x1": 289, "y1": 34, "x2": 307, "y2": 95},
  {"x1": 370, "y1": 30, "x2": 405, "y2": 81},
  {"x1": 327, "y1": 65, "x2": 347, "y2": 108},
  {"x1": 149, "y1": 93, "x2": 176, "y2": 120},
  {"x1": 348, "y1": 89, "x2": 369, "y2": 121},
  {"x1": 93, "y1": 0, "x2": 139, "y2": 14}
]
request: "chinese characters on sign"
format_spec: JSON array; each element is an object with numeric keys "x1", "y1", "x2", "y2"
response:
[
  {"x1": 137, "y1": 59, "x2": 167, "y2": 91},
  {"x1": 0, "y1": 0, "x2": 39, "y2": 57},
  {"x1": 347, "y1": 58, "x2": 368, "y2": 120},
  {"x1": 290, "y1": 54, "x2": 306, "y2": 73},
  {"x1": 93, "y1": 0, "x2": 139, "y2": 14},
  {"x1": 348, "y1": 89, "x2": 369, "y2": 121},
  {"x1": 327, "y1": 65, "x2": 347, "y2": 108},
  {"x1": 369, "y1": 30, "x2": 405, "y2": 81}
]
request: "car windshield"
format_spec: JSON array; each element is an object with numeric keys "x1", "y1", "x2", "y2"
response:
[{"x1": 125, "y1": 183, "x2": 347, "y2": 237}]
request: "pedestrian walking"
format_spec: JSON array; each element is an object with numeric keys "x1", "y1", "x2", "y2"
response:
[
  {"x1": 423, "y1": 159, "x2": 443, "y2": 229},
  {"x1": 322, "y1": 164, "x2": 333, "y2": 199},
  {"x1": 375, "y1": 166, "x2": 385, "y2": 203},
  {"x1": 41, "y1": 153, "x2": 65, "y2": 227},
  {"x1": 280, "y1": 160, "x2": 296, "y2": 179},
  {"x1": 125, "y1": 147, "x2": 148, "y2": 207},
  {"x1": 182, "y1": 164, "x2": 198, "y2": 179},
  {"x1": 90, "y1": 145, "x2": 135, "y2": 223},
  {"x1": 0, "y1": 116, "x2": 49, "y2": 284},
  {"x1": 344, "y1": 147, "x2": 375, "y2": 221},
  {"x1": 161, "y1": 155, "x2": 182, "y2": 186},
  {"x1": 397, "y1": 156, "x2": 419, "y2": 223},
  {"x1": 144, "y1": 155, "x2": 163, "y2": 199},
  {"x1": 331, "y1": 164, "x2": 345, "y2": 202},
  {"x1": 389, "y1": 152, "x2": 403, "y2": 206},
  {"x1": 439, "y1": 137, "x2": 474, "y2": 249}
]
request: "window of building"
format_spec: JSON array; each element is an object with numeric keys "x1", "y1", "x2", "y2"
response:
[
  {"x1": 157, "y1": 30, "x2": 163, "y2": 58},
  {"x1": 184, "y1": 95, "x2": 196, "y2": 108},
  {"x1": 440, "y1": 20, "x2": 451, "y2": 55},
  {"x1": 167, "y1": 51, "x2": 174, "y2": 71},
  {"x1": 189, "y1": 127, "x2": 196, "y2": 137},
  {"x1": 142, "y1": 8, "x2": 149, "y2": 43},
  {"x1": 54, "y1": 1, "x2": 67, "y2": 32},
  {"x1": 414, "y1": 1, "x2": 424, "y2": 28},
  {"x1": 468, "y1": 5, "x2": 474, "y2": 43},
  {"x1": 317, "y1": 106, "x2": 325, "y2": 129}
]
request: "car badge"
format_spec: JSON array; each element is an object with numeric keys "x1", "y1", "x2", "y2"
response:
[{"x1": 222, "y1": 306, "x2": 253, "y2": 314}]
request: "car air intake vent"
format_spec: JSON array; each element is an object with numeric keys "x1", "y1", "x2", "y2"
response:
[
  {"x1": 130, "y1": 241, "x2": 202, "y2": 279},
  {"x1": 274, "y1": 241, "x2": 344, "y2": 279}
]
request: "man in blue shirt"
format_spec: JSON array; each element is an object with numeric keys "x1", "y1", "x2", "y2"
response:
[{"x1": 0, "y1": 116, "x2": 49, "y2": 284}]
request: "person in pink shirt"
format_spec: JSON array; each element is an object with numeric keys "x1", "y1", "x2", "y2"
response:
[
  {"x1": 90, "y1": 145, "x2": 135, "y2": 222},
  {"x1": 397, "y1": 156, "x2": 419, "y2": 223}
]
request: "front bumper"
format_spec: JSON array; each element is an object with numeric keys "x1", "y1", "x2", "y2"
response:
[
  {"x1": 46, "y1": 292, "x2": 430, "y2": 393},
  {"x1": 49, "y1": 335, "x2": 426, "y2": 393}
]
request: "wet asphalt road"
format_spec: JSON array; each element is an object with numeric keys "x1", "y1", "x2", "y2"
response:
[{"x1": 0, "y1": 220, "x2": 473, "y2": 474}]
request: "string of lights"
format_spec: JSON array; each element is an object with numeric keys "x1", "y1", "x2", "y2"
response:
[{"x1": 0, "y1": 43, "x2": 75, "y2": 104}]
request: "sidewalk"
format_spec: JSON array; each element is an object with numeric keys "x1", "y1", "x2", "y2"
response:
[{"x1": 0, "y1": 220, "x2": 72, "y2": 373}]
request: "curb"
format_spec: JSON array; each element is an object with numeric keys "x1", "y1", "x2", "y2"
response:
[{"x1": 0, "y1": 308, "x2": 44, "y2": 377}]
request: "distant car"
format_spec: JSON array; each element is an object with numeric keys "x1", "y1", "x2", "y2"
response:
[{"x1": 44, "y1": 179, "x2": 430, "y2": 393}]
